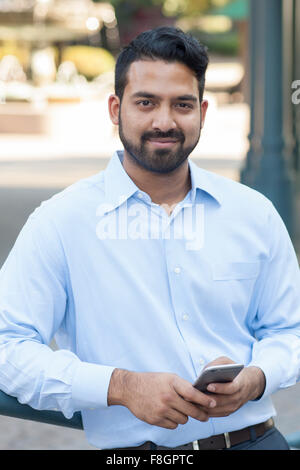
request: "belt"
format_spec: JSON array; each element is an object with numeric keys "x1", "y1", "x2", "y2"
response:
[{"x1": 117, "y1": 418, "x2": 274, "y2": 451}]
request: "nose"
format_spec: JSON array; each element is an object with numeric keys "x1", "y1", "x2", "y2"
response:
[{"x1": 151, "y1": 105, "x2": 176, "y2": 132}]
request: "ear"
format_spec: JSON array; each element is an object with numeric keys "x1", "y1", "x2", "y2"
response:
[
  {"x1": 200, "y1": 99, "x2": 208, "y2": 129},
  {"x1": 108, "y1": 94, "x2": 120, "y2": 125}
]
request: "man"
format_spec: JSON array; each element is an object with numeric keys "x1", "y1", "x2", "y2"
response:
[{"x1": 0, "y1": 27, "x2": 299, "y2": 450}]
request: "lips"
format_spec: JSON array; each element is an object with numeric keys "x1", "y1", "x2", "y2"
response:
[
  {"x1": 147, "y1": 138, "x2": 179, "y2": 147},
  {"x1": 142, "y1": 130, "x2": 184, "y2": 150}
]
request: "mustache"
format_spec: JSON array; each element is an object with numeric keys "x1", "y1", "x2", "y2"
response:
[{"x1": 141, "y1": 129, "x2": 185, "y2": 142}]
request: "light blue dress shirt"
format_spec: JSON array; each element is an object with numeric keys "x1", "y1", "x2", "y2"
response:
[{"x1": 0, "y1": 150, "x2": 300, "y2": 449}]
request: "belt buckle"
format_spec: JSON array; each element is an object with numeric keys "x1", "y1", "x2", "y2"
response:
[
  {"x1": 192, "y1": 440, "x2": 200, "y2": 450},
  {"x1": 224, "y1": 432, "x2": 231, "y2": 449},
  {"x1": 193, "y1": 432, "x2": 231, "y2": 450}
]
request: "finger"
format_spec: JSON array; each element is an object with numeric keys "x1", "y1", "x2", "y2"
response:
[
  {"x1": 206, "y1": 378, "x2": 240, "y2": 395},
  {"x1": 173, "y1": 379, "x2": 216, "y2": 408},
  {"x1": 206, "y1": 408, "x2": 233, "y2": 417},
  {"x1": 202, "y1": 392, "x2": 243, "y2": 417},
  {"x1": 170, "y1": 381, "x2": 211, "y2": 421},
  {"x1": 167, "y1": 409, "x2": 189, "y2": 425},
  {"x1": 158, "y1": 418, "x2": 180, "y2": 430},
  {"x1": 175, "y1": 399, "x2": 210, "y2": 422},
  {"x1": 185, "y1": 404, "x2": 209, "y2": 422},
  {"x1": 205, "y1": 401, "x2": 242, "y2": 418}
]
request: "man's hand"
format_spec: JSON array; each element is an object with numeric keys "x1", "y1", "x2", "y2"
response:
[
  {"x1": 107, "y1": 369, "x2": 216, "y2": 429},
  {"x1": 199, "y1": 357, "x2": 266, "y2": 417}
]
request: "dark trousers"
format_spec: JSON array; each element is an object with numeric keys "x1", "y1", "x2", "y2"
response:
[
  {"x1": 227, "y1": 427, "x2": 289, "y2": 450},
  {"x1": 113, "y1": 427, "x2": 289, "y2": 451}
]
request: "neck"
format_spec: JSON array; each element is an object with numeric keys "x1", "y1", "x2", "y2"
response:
[{"x1": 122, "y1": 150, "x2": 191, "y2": 214}]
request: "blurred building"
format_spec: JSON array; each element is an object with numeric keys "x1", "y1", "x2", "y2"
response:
[
  {"x1": 0, "y1": 0, "x2": 119, "y2": 86},
  {"x1": 0, "y1": 0, "x2": 119, "y2": 50},
  {"x1": 0, "y1": 0, "x2": 120, "y2": 138}
]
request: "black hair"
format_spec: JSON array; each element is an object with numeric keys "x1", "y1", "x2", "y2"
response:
[{"x1": 115, "y1": 26, "x2": 209, "y2": 102}]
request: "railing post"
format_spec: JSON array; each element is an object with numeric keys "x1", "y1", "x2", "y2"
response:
[{"x1": 240, "y1": 0, "x2": 295, "y2": 236}]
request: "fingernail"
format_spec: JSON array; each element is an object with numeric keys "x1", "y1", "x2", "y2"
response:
[
  {"x1": 207, "y1": 384, "x2": 215, "y2": 392},
  {"x1": 209, "y1": 400, "x2": 216, "y2": 408}
]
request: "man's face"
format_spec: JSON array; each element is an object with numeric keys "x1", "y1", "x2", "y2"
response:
[{"x1": 109, "y1": 59, "x2": 208, "y2": 174}]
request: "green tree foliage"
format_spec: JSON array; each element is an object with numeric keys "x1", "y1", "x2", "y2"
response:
[
  {"x1": 92, "y1": 0, "x2": 234, "y2": 48},
  {"x1": 104, "y1": 0, "x2": 232, "y2": 17},
  {"x1": 107, "y1": 0, "x2": 207, "y2": 17}
]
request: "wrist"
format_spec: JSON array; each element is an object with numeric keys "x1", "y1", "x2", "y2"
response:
[
  {"x1": 107, "y1": 368, "x2": 133, "y2": 406},
  {"x1": 248, "y1": 366, "x2": 266, "y2": 400}
]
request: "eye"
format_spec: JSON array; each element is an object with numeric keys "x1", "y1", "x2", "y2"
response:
[
  {"x1": 137, "y1": 100, "x2": 154, "y2": 107},
  {"x1": 175, "y1": 103, "x2": 193, "y2": 109}
]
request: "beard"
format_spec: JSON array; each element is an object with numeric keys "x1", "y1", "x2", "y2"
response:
[{"x1": 118, "y1": 115, "x2": 201, "y2": 174}]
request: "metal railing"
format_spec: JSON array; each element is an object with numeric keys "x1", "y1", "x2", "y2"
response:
[
  {"x1": 0, "y1": 390, "x2": 83, "y2": 429},
  {"x1": 0, "y1": 390, "x2": 300, "y2": 449}
]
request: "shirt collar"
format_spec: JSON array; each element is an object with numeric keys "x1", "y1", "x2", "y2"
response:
[
  {"x1": 104, "y1": 151, "x2": 139, "y2": 211},
  {"x1": 103, "y1": 150, "x2": 222, "y2": 211},
  {"x1": 188, "y1": 158, "x2": 223, "y2": 206}
]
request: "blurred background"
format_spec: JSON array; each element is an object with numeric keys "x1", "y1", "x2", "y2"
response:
[{"x1": 0, "y1": 0, "x2": 299, "y2": 449}]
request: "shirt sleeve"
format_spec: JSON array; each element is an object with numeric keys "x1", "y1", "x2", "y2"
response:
[
  {"x1": 248, "y1": 201, "x2": 300, "y2": 398},
  {"x1": 0, "y1": 211, "x2": 115, "y2": 419}
]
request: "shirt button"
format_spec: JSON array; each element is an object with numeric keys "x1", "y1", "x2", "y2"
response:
[
  {"x1": 137, "y1": 192, "x2": 144, "y2": 199},
  {"x1": 199, "y1": 358, "x2": 205, "y2": 365},
  {"x1": 182, "y1": 314, "x2": 189, "y2": 321},
  {"x1": 174, "y1": 267, "x2": 181, "y2": 274}
]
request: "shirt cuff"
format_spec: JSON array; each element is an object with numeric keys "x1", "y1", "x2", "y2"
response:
[
  {"x1": 71, "y1": 361, "x2": 116, "y2": 410},
  {"x1": 247, "y1": 358, "x2": 281, "y2": 400}
]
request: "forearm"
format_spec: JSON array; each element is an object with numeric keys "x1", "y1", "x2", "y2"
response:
[
  {"x1": 0, "y1": 338, "x2": 114, "y2": 416},
  {"x1": 0, "y1": 338, "x2": 77, "y2": 416},
  {"x1": 249, "y1": 333, "x2": 300, "y2": 398}
]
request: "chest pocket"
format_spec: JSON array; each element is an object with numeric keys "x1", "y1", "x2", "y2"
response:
[{"x1": 212, "y1": 262, "x2": 260, "y2": 281}]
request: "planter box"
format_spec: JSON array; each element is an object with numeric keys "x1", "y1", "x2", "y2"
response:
[{"x1": 0, "y1": 103, "x2": 48, "y2": 134}]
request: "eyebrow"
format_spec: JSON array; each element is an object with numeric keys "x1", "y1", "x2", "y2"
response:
[
  {"x1": 176, "y1": 94, "x2": 198, "y2": 102},
  {"x1": 131, "y1": 92, "x2": 198, "y2": 102}
]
